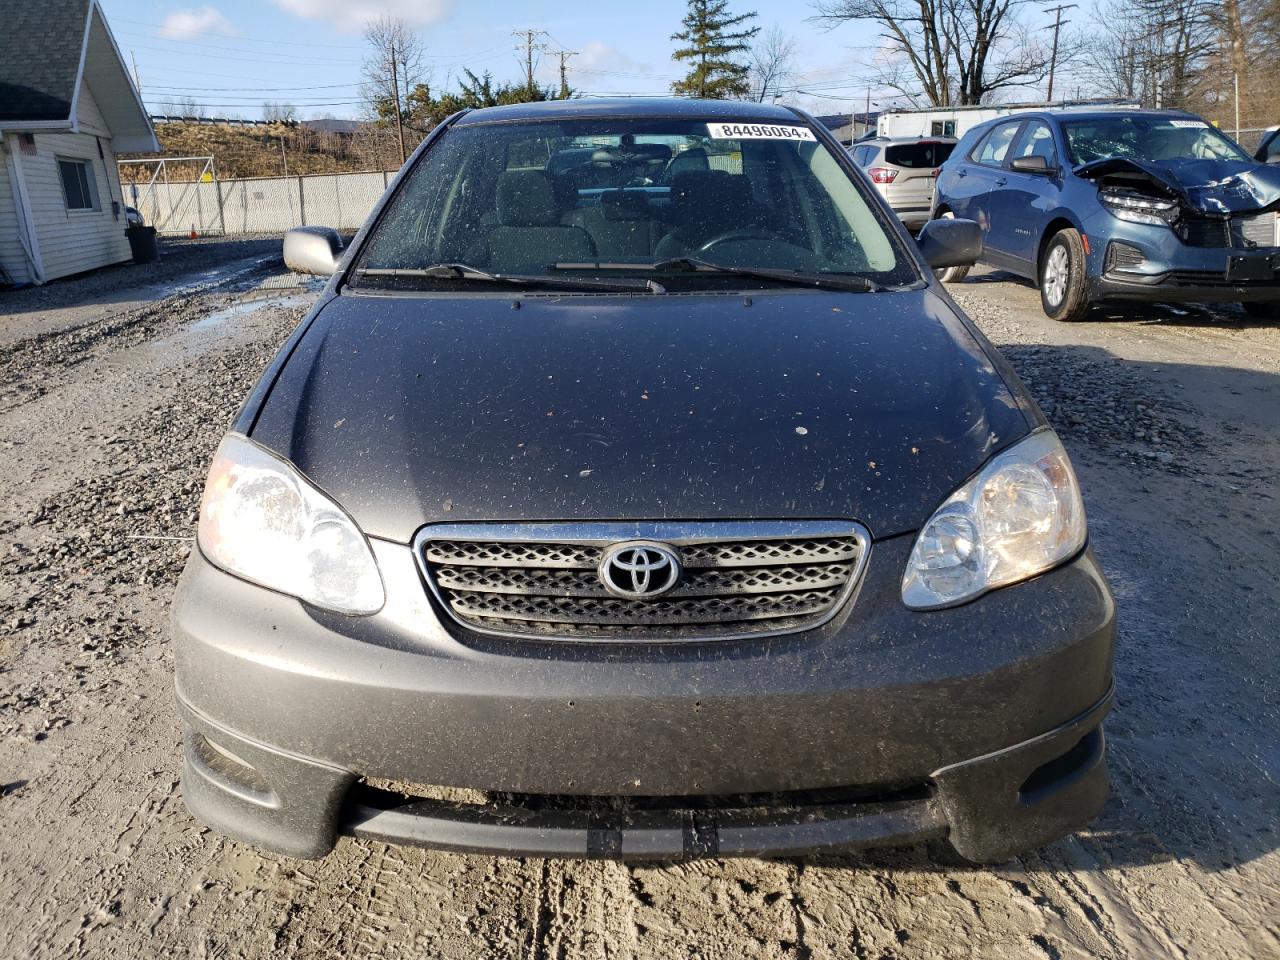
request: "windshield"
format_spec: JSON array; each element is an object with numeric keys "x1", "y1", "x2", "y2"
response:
[
  {"x1": 1063, "y1": 116, "x2": 1251, "y2": 166},
  {"x1": 352, "y1": 118, "x2": 912, "y2": 290}
]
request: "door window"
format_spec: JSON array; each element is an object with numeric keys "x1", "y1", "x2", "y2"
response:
[
  {"x1": 1011, "y1": 121, "x2": 1058, "y2": 166},
  {"x1": 970, "y1": 122, "x2": 1022, "y2": 167}
]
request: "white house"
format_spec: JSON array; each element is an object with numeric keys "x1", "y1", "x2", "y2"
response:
[{"x1": 0, "y1": 0, "x2": 158, "y2": 286}]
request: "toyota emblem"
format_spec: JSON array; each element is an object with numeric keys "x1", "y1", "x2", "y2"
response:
[{"x1": 599, "y1": 542, "x2": 682, "y2": 599}]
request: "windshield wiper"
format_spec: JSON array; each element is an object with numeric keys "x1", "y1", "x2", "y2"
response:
[
  {"x1": 649, "y1": 257, "x2": 883, "y2": 292},
  {"x1": 356, "y1": 263, "x2": 662, "y2": 293}
]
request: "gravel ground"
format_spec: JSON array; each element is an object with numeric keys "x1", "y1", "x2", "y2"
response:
[{"x1": 0, "y1": 250, "x2": 1277, "y2": 959}]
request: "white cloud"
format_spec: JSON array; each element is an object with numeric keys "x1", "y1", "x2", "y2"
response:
[
  {"x1": 159, "y1": 6, "x2": 238, "y2": 40},
  {"x1": 273, "y1": 0, "x2": 452, "y2": 32},
  {"x1": 578, "y1": 41, "x2": 649, "y2": 75}
]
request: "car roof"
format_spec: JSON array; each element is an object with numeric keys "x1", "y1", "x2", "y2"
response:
[
  {"x1": 860, "y1": 136, "x2": 958, "y2": 145},
  {"x1": 970, "y1": 108, "x2": 1203, "y2": 130},
  {"x1": 453, "y1": 97, "x2": 808, "y2": 125}
]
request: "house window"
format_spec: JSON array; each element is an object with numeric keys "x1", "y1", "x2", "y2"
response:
[{"x1": 57, "y1": 158, "x2": 99, "y2": 211}]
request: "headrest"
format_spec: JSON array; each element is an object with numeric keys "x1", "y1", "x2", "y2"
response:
[
  {"x1": 496, "y1": 170, "x2": 559, "y2": 227},
  {"x1": 591, "y1": 143, "x2": 674, "y2": 166},
  {"x1": 600, "y1": 190, "x2": 652, "y2": 221},
  {"x1": 667, "y1": 146, "x2": 709, "y2": 176}
]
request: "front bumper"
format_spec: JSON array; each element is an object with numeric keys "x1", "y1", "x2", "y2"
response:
[
  {"x1": 172, "y1": 534, "x2": 1115, "y2": 862},
  {"x1": 1087, "y1": 216, "x2": 1280, "y2": 303}
]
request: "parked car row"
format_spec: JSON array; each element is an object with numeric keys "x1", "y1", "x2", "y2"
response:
[{"x1": 851, "y1": 109, "x2": 1280, "y2": 321}]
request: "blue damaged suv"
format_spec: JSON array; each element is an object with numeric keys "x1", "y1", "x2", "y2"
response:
[{"x1": 933, "y1": 109, "x2": 1280, "y2": 321}]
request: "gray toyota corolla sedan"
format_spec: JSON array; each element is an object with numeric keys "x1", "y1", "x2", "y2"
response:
[{"x1": 172, "y1": 98, "x2": 1115, "y2": 863}]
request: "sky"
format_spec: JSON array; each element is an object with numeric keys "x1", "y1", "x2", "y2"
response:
[{"x1": 98, "y1": 0, "x2": 1085, "y2": 122}]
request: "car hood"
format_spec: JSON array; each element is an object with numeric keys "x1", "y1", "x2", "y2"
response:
[
  {"x1": 1075, "y1": 157, "x2": 1280, "y2": 215},
  {"x1": 250, "y1": 288, "x2": 1031, "y2": 542}
]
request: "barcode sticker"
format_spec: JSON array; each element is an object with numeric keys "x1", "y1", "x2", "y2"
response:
[
  {"x1": 1169, "y1": 120, "x2": 1209, "y2": 128},
  {"x1": 707, "y1": 123, "x2": 816, "y2": 141}
]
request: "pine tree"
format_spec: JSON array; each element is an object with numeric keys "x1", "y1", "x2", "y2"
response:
[{"x1": 671, "y1": 0, "x2": 760, "y2": 99}]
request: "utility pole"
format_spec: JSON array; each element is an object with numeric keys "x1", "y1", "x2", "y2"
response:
[
  {"x1": 865, "y1": 87, "x2": 872, "y2": 136},
  {"x1": 551, "y1": 49, "x2": 577, "y2": 99},
  {"x1": 1042, "y1": 3, "x2": 1076, "y2": 102},
  {"x1": 1234, "y1": 71, "x2": 1240, "y2": 139},
  {"x1": 130, "y1": 51, "x2": 142, "y2": 95},
  {"x1": 512, "y1": 29, "x2": 549, "y2": 95},
  {"x1": 389, "y1": 46, "x2": 406, "y2": 165}
]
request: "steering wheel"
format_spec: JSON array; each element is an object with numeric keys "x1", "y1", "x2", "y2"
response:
[{"x1": 696, "y1": 228, "x2": 778, "y2": 254}]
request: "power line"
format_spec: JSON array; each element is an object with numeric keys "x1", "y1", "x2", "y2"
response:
[
  {"x1": 122, "y1": 41, "x2": 345, "y2": 66},
  {"x1": 143, "y1": 82, "x2": 361, "y2": 93}
]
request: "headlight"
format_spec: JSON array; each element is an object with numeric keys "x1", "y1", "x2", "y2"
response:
[
  {"x1": 1099, "y1": 190, "x2": 1178, "y2": 227},
  {"x1": 902, "y1": 430, "x2": 1087, "y2": 609},
  {"x1": 197, "y1": 433, "x2": 384, "y2": 614}
]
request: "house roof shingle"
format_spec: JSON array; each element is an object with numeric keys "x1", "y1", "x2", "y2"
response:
[{"x1": 0, "y1": 0, "x2": 91, "y2": 123}]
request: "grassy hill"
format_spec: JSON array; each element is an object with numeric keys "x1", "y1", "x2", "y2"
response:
[{"x1": 119, "y1": 120, "x2": 402, "y2": 182}]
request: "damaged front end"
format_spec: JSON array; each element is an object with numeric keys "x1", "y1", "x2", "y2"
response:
[{"x1": 1078, "y1": 157, "x2": 1280, "y2": 249}]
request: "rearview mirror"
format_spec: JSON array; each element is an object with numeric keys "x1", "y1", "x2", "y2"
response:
[
  {"x1": 284, "y1": 226, "x2": 344, "y2": 276},
  {"x1": 917, "y1": 217, "x2": 982, "y2": 270},
  {"x1": 1010, "y1": 155, "x2": 1056, "y2": 175}
]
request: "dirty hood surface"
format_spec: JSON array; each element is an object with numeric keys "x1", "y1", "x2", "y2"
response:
[
  {"x1": 250, "y1": 288, "x2": 1030, "y2": 542},
  {"x1": 1076, "y1": 156, "x2": 1280, "y2": 215}
]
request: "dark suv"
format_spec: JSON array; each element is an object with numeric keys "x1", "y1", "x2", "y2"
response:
[
  {"x1": 172, "y1": 98, "x2": 1114, "y2": 863},
  {"x1": 933, "y1": 109, "x2": 1280, "y2": 320}
]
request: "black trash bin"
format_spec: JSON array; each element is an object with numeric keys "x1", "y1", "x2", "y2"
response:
[{"x1": 125, "y1": 225, "x2": 160, "y2": 264}]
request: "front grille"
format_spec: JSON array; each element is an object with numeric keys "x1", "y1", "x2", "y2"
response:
[
  {"x1": 1180, "y1": 216, "x2": 1230, "y2": 248},
  {"x1": 416, "y1": 521, "x2": 869, "y2": 641},
  {"x1": 1181, "y1": 213, "x2": 1279, "y2": 249},
  {"x1": 1235, "y1": 212, "x2": 1278, "y2": 248}
]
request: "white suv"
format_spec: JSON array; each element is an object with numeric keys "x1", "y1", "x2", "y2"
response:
[{"x1": 849, "y1": 137, "x2": 957, "y2": 231}]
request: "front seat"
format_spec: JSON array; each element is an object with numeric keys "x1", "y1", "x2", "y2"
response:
[
  {"x1": 563, "y1": 190, "x2": 661, "y2": 260},
  {"x1": 486, "y1": 170, "x2": 596, "y2": 271},
  {"x1": 654, "y1": 171, "x2": 755, "y2": 260}
]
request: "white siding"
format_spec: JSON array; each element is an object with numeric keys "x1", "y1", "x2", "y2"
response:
[
  {"x1": 23, "y1": 86, "x2": 131, "y2": 281},
  {"x1": 76, "y1": 80, "x2": 112, "y2": 138},
  {"x1": 0, "y1": 151, "x2": 31, "y2": 285}
]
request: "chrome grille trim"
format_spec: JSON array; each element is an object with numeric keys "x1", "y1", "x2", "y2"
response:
[{"x1": 414, "y1": 520, "x2": 871, "y2": 642}]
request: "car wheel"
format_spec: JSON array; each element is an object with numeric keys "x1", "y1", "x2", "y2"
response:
[
  {"x1": 932, "y1": 212, "x2": 970, "y2": 284},
  {"x1": 1240, "y1": 301, "x2": 1279, "y2": 319},
  {"x1": 1040, "y1": 229, "x2": 1090, "y2": 322}
]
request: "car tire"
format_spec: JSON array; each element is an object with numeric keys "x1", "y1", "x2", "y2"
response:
[
  {"x1": 1040, "y1": 229, "x2": 1090, "y2": 322},
  {"x1": 1240, "y1": 301, "x2": 1279, "y2": 319},
  {"x1": 932, "y1": 213, "x2": 970, "y2": 284}
]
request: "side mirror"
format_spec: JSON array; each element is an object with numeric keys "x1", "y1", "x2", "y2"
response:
[
  {"x1": 284, "y1": 226, "x2": 343, "y2": 276},
  {"x1": 917, "y1": 217, "x2": 982, "y2": 270},
  {"x1": 1010, "y1": 155, "x2": 1056, "y2": 175}
]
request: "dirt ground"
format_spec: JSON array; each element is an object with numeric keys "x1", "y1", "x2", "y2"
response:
[{"x1": 0, "y1": 242, "x2": 1277, "y2": 959}]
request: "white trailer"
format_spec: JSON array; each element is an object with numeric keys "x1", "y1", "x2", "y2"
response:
[{"x1": 875, "y1": 100, "x2": 1140, "y2": 141}]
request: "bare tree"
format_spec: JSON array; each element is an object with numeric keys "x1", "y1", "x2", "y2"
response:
[
  {"x1": 361, "y1": 16, "x2": 425, "y2": 164},
  {"x1": 262, "y1": 101, "x2": 299, "y2": 123},
  {"x1": 157, "y1": 95, "x2": 206, "y2": 118},
  {"x1": 749, "y1": 25, "x2": 798, "y2": 101},
  {"x1": 1079, "y1": 0, "x2": 1217, "y2": 108},
  {"x1": 813, "y1": 0, "x2": 1055, "y2": 105}
]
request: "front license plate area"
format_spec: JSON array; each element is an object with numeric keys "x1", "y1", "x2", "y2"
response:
[{"x1": 1226, "y1": 254, "x2": 1275, "y2": 282}]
